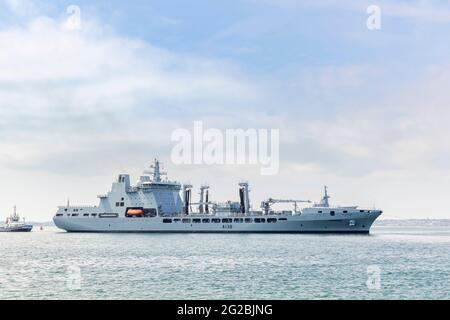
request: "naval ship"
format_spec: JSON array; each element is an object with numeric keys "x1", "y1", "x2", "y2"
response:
[{"x1": 53, "y1": 159, "x2": 382, "y2": 233}]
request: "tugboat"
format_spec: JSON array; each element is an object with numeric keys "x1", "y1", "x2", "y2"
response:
[{"x1": 0, "y1": 206, "x2": 33, "y2": 232}]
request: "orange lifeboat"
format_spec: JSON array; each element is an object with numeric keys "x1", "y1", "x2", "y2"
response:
[{"x1": 127, "y1": 209, "x2": 145, "y2": 216}]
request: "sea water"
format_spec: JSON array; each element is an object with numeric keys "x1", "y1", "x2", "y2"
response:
[{"x1": 1, "y1": 224, "x2": 449, "y2": 300}]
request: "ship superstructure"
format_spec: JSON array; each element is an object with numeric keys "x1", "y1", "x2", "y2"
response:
[{"x1": 53, "y1": 159, "x2": 382, "y2": 233}]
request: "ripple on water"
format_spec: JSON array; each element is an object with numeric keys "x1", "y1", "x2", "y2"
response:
[{"x1": 1, "y1": 226, "x2": 450, "y2": 299}]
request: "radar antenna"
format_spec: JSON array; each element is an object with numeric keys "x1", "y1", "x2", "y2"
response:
[
  {"x1": 144, "y1": 159, "x2": 167, "y2": 182},
  {"x1": 319, "y1": 186, "x2": 330, "y2": 207},
  {"x1": 11, "y1": 205, "x2": 19, "y2": 222}
]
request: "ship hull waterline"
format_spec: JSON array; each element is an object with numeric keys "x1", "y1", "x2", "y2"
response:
[
  {"x1": 0, "y1": 226, "x2": 33, "y2": 232},
  {"x1": 54, "y1": 213, "x2": 380, "y2": 234}
]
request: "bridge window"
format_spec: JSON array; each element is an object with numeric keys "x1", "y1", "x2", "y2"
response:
[
  {"x1": 56, "y1": 214, "x2": 63, "y2": 217},
  {"x1": 173, "y1": 218, "x2": 181, "y2": 222},
  {"x1": 234, "y1": 218, "x2": 243, "y2": 223},
  {"x1": 318, "y1": 211, "x2": 322, "y2": 213},
  {"x1": 192, "y1": 219, "x2": 201, "y2": 223},
  {"x1": 222, "y1": 218, "x2": 232, "y2": 223},
  {"x1": 182, "y1": 219, "x2": 191, "y2": 223},
  {"x1": 279, "y1": 218, "x2": 287, "y2": 221},
  {"x1": 267, "y1": 218, "x2": 277, "y2": 223},
  {"x1": 163, "y1": 219, "x2": 172, "y2": 223},
  {"x1": 91, "y1": 214, "x2": 97, "y2": 217},
  {"x1": 212, "y1": 218, "x2": 221, "y2": 223},
  {"x1": 343, "y1": 210, "x2": 348, "y2": 213},
  {"x1": 254, "y1": 218, "x2": 265, "y2": 223},
  {"x1": 202, "y1": 219, "x2": 210, "y2": 223},
  {"x1": 245, "y1": 218, "x2": 253, "y2": 223},
  {"x1": 71, "y1": 214, "x2": 79, "y2": 217},
  {"x1": 83, "y1": 214, "x2": 89, "y2": 217}
]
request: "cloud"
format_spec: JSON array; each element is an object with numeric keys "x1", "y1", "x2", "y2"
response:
[
  {"x1": 281, "y1": 63, "x2": 450, "y2": 174},
  {"x1": 0, "y1": 7, "x2": 277, "y2": 219},
  {"x1": 1, "y1": 1, "x2": 450, "y2": 219},
  {"x1": 0, "y1": 12, "x2": 266, "y2": 175},
  {"x1": 12, "y1": 21, "x2": 438, "y2": 181}
]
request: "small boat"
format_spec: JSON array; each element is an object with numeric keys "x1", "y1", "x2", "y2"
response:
[{"x1": 0, "y1": 206, "x2": 33, "y2": 232}]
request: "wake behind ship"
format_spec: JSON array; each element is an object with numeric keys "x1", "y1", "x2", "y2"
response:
[{"x1": 53, "y1": 159, "x2": 382, "y2": 233}]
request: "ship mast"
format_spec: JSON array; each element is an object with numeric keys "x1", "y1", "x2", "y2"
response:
[
  {"x1": 321, "y1": 186, "x2": 330, "y2": 207},
  {"x1": 144, "y1": 159, "x2": 167, "y2": 182},
  {"x1": 12, "y1": 205, "x2": 19, "y2": 222},
  {"x1": 153, "y1": 159, "x2": 161, "y2": 182}
]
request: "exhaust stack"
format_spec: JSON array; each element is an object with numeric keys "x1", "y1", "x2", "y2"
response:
[
  {"x1": 183, "y1": 184, "x2": 193, "y2": 215},
  {"x1": 238, "y1": 182, "x2": 250, "y2": 214},
  {"x1": 199, "y1": 185, "x2": 210, "y2": 214}
]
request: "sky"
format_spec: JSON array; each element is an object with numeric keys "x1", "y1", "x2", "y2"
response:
[{"x1": 1, "y1": 0, "x2": 450, "y2": 221}]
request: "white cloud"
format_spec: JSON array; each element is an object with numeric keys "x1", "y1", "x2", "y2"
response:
[
  {"x1": 1, "y1": 1, "x2": 450, "y2": 220},
  {"x1": 0, "y1": 13, "x2": 261, "y2": 159},
  {"x1": 0, "y1": 10, "x2": 274, "y2": 219},
  {"x1": 284, "y1": 63, "x2": 450, "y2": 172}
]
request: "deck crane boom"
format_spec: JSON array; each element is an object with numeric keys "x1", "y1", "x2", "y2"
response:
[{"x1": 261, "y1": 198, "x2": 311, "y2": 215}]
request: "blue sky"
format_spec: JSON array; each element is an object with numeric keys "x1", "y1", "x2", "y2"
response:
[
  {"x1": 1, "y1": 0, "x2": 450, "y2": 220},
  {"x1": 3, "y1": 0, "x2": 449, "y2": 70}
]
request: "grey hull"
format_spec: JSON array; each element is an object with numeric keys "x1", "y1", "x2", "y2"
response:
[
  {"x1": 0, "y1": 225, "x2": 33, "y2": 232},
  {"x1": 54, "y1": 212, "x2": 380, "y2": 234}
]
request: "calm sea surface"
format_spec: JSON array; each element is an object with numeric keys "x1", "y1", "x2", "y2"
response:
[{"x1": 1, "y1": 225, "x2": 449, "y2": 300}]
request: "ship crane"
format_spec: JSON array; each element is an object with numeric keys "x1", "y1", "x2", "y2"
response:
[{"x1": 261, "y1": 198, "x2": 311, "y2": 215}]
